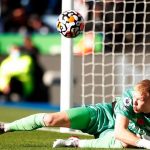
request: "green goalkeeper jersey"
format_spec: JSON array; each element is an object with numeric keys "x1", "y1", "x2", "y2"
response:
[
  {"x1": 114, "y1": 87, "x2": 150, "y2": 136},
  {"x1": 67, "y1": 87, "x2": 150, "y2": 139}
]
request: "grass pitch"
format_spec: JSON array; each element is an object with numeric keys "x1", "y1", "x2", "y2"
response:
[
  {"x1": 0, "y1": 106, "x2": 93, "y2": 150},
  {"x1": 0, "y1": 130, "x2": 92, "y2": 150},
  {"x1": 0, "y1": 105, "x2": 142, "y2": 150}
]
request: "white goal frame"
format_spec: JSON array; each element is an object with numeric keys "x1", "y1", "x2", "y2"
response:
[{"x1": 60, "y1": 0, "x2": 74, "y2": 132}]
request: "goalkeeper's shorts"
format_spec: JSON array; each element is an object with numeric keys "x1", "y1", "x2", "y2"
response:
[
  {"x1": 66, "y1": 103, "x2": 123, "y2": 148},
  {"x1": 66, "y1": 102, "x2": 115, "y2": 137}
]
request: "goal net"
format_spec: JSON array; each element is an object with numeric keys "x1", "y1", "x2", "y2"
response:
[{"x1": 76, "y1": 0, "x2": 150, "y2": 105}]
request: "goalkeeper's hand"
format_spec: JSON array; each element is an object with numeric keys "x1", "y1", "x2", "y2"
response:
[{"x1": 136, "y1": 136, "x2": 150, "y2": 149}]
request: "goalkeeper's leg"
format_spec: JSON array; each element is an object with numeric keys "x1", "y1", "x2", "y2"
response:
[
  {"x1": 78, "y1": 129, "x2": 124, "y2": 148},
  {"x1": 1, "y1": 107, "x2": 90, "y2": 132},
  {"x1": 53, "y1": 129, "x2": 124, "y2": 148}
]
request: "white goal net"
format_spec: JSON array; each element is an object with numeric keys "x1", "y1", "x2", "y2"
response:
[{"x1": 76, "y1": 0, "x2": 150, "y2": 105}]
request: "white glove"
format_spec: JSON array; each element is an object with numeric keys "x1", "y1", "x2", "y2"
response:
[{"x1": 136, "y1": 139, "x2": 150, "y2": 149}]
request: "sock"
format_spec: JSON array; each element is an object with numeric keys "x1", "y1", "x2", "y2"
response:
[
  {"x1": 78, "y1": 140, "x2": 90, "y2": 148},
  {"x1": 78, "y1": 139, "x2": 105, "y2": 148},
  {"x1": 4, "y1": 113, "x2": 46, "y2": 132},
  {"x1": 78, "y1": 138, "x2": 123, "y2": 148}
]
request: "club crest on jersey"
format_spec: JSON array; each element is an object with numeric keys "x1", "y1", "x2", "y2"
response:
[{"x1": 123, "y1": 97, "x2": 132, "y2": 107}]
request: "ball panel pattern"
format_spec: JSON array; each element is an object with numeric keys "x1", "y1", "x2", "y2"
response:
[{"x1": 56, "y1": 10, "x2": 84, "y2": 38}]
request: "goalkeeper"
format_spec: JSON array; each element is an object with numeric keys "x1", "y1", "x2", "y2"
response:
[{"x1": 0, "y1": 79, "x2": 150, "y2": 149}]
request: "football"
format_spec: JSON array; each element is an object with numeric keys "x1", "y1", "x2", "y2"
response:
[{"x1": 56, "y1": 10, "x2": 84, "y2": 38}]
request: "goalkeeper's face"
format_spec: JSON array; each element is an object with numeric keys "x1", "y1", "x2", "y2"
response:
[{"x1": 133, "y1": 91, "x2": 150, "y2": 113}]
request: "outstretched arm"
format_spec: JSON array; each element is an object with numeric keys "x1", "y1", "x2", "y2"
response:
[
  {"x1": 114, "y1": 114, "x2": 150, "y2": 149},
  {"x1": 114, "y1": 114, "x2": 140, "y2": 146}
]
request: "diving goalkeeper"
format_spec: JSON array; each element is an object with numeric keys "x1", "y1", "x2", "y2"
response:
[{"x1": 0, "y1": 79, "x2": 150, "y2": 149}]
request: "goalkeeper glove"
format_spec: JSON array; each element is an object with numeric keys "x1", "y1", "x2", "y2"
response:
[{"x1": 136, "y1": 138, "x2": 150, "y2": 149}]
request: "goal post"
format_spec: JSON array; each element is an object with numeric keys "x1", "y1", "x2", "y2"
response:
[
  {"x1": 60, "y1": 0, "x2": 74, "y2": 111},
  {"x1": 60, "y1": 0, "x2": 74, "y2": 132}
]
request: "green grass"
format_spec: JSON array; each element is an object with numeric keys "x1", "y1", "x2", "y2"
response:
[
  {"x1": 0, "y1": 106, "x2": 142, "y2": 150},
  {"x1": 0, "y1": 130, "x2": 92, "y2": 150}
]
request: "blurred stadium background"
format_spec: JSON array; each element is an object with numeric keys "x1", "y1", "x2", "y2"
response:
[{"x1": 0, "y1": 0, "x2": 88, "y2": 109}]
